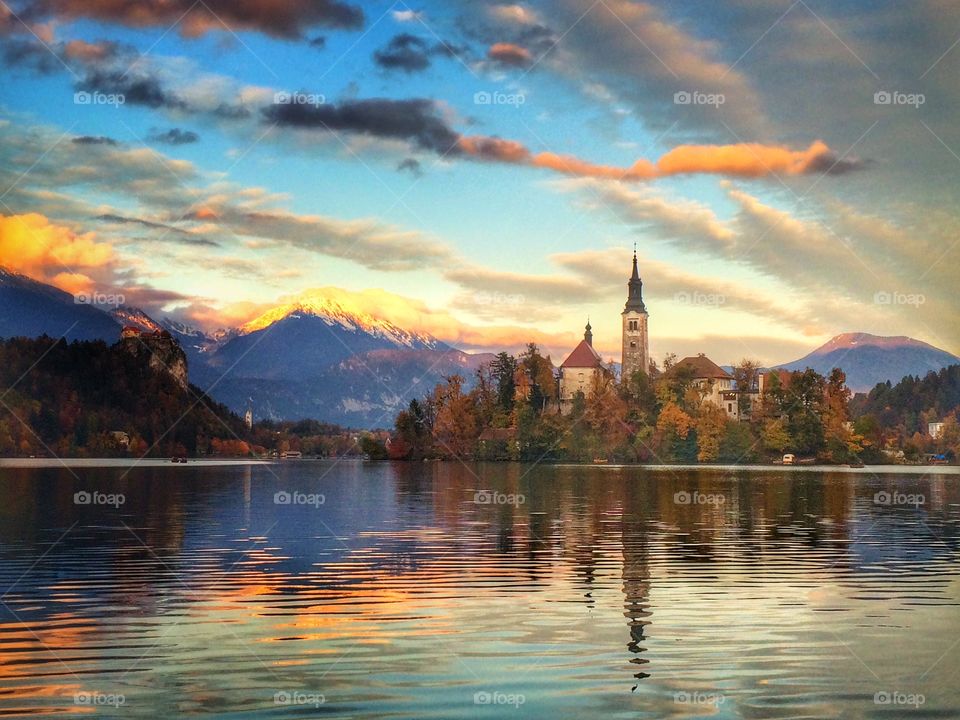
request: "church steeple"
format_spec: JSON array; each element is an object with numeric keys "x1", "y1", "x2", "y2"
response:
[
  {"x1": 584, "y1": 317, "x2": 593, "y2": 346},
  {"x1": 621, "y1": 245, "x2": 649, "y2": 383},
  {"x1": 624, "y1": 246, "x2": 646, "y2": 313}
]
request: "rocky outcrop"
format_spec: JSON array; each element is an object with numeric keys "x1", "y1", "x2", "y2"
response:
[{"x1": 119, "y1": 334, "x2": 189, "y2": 389}]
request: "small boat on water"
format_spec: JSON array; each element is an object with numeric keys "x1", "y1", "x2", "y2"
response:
[{"x1": 593, "y1": 457, "x2": 609, "y2": 465}]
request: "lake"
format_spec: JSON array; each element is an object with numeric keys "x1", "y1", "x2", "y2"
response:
[{"x1": 0, "y1": 461, "x2": 958, "y2": 718}]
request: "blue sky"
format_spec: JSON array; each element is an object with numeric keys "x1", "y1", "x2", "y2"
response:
[{"x1": 1, "y1": 0, "x2": 958, "y2": 365}]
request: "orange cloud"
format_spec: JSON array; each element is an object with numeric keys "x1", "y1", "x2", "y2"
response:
[
  {"x1": 657, "y1": 140, "x2": 836, "y2": 177},
  {"x1": 488, "y1": 42, "x2": 533, "y2": 67},
  {"x1": 458, "y1": 135, "x2": 852, "y2": 182},
  {"x1": 0, "y1": 213, "x2": 115, "y2": 293}
]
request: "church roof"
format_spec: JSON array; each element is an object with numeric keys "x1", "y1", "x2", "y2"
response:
[
  {"x1": 561, "y1": 339, "x2": 603, "y2": 369},
  {"x1": 672, "y1": 355, "x2": 731, "y2": 380}
]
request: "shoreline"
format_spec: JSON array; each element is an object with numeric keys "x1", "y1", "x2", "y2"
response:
[{"x1": 0, "y1": 458, "x2": 955, "y2": 474}]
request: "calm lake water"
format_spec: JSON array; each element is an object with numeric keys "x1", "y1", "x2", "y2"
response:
[{"x1": 0, "y1": 461, "x2": 958, "y2": 719}]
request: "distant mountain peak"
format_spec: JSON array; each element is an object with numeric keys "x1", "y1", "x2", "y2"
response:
[
  {"x1": 240, "y1": 287, "x2": 443, "y2": 350},
  {"x1": 815, "y1": 332, "x2": 941, "y2": 353},
  {"x1": 110, "y1": 305, "x2": 163, "y2": 333},
  {"x1": 779, "y1": 331, "x2": 959, "y2": 392}
]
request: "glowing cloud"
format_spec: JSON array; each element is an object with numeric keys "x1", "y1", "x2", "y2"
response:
[{"x1": 0, "y1": 213, "x2": 114, "y2": 293}]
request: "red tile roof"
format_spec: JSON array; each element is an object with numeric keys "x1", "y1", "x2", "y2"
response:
[
  {"x1": 561, "y1": 339, "x2": 603, "y2": 369},
  {"x1": 673, "y1": 355, "x2": 731, "y2": 380}
]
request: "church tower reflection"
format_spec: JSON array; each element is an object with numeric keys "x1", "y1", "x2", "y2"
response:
[{"x1": 621, "y1": 481, "x2": 652, "y2": 690}]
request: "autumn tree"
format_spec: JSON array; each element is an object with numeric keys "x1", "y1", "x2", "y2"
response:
[
  {"x1": 431, "y1": 374, "x2": 479, "y2": 459},
  {"x1": 518, "y1": 344, "x2": 556, "y2": 413},
  {"x1": 584, "y1": 371, "x2": 630, "y2": 457},
  {"x1": 695, "y1": 403, "x2": 728, "y2": 462}
]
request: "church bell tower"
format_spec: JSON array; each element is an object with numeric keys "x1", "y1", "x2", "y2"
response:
[{"x1": 621, "y1": 249, "x2": 649, "y2": 381}]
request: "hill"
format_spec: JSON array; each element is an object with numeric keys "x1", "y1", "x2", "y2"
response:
[
  {"x1": 778, "y1": 332, "x2": 959, "y2": 392},
  {"x1": 0, "y1": 335, "x2": 244, "y2": 457},
  {"x1": 0, "y1": 267, "x2": 122, "y2": 341}
]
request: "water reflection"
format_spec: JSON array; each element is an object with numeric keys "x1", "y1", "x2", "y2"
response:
[{"x1": 0, "y1": 462, "x2": 958, "y2": 718}]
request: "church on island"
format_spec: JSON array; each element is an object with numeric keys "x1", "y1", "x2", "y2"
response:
[{"x1": 557, "y1": 251, "x2": 766, "y2": 419}]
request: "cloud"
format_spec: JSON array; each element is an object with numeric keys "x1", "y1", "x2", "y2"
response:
[
  {"x1": 183, "y1": 204, "x2": 455, "y2": 272},
  {"x1": 397, "y1": 158, "x2": 423, "y2": 176},
  {"x1": 262, "y1": 97, "x2": 461, "y2": 154},
  {"x1": 262, "y1": 96, "x2": 859, "y2": 181},
  {"x1": 457, "y1": 135, "x2": 857, "y2": 180},
  {"x1": 148, "y1": 128, "x2": 200, "y2": 145},
  {"x1": 374, "y1": 33, "x2": 433, "y2": 73},
  {"x1": 76, "y1": 68, "x2": 188, "y2": 109},
  {"x1": 487, "y1": 41, "x2": 532, "y2": 68},
  {"x1": 656, "y1": 140, "x2": 865, "y2": 178},
  {"x1": 95, "y1": 214, "x2": 218, "y2": 246},
  {"x1": 72, "y1": 135, "x2": 118, "y2": 146},
  {"x1": 392, "y1": 10, "x2": 422, "y2": 23},
  {"x1": 487, "y1": 5, "x2": 542, "y2": 26},
  {"x1": 554, "y1": 178, "x2": 735, "y2": 248},
  {"x1": 0, "y1": 212, "x2": 115, "y2": 294},
  {"x1": 33, "y1": 0, "x2": 364, "y2": 38}
]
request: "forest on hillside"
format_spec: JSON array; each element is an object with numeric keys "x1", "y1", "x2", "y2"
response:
[{"x1": 0, "y1": 336, "x2": 366, "y2": 458}]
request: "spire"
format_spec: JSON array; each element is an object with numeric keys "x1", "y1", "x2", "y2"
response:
[
  {"x1": 624, "y1": 245, "x2": 646, "y2": 313},
  {"x1": 584, "y1": 317, "x2": 593, "y2": 346}
]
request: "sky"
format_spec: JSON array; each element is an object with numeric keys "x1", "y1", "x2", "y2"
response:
[{"x1": 1, "y1": 0, "x2": 959, "y2": 367}]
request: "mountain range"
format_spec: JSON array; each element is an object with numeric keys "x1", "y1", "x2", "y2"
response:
[{"x1": 1, "y1": 267, "x2": 957, "y2": 426}]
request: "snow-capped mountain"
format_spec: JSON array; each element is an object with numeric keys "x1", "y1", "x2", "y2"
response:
[
  {"x1": 239, "y1": 289, "x2": 445, "y2": 350},
  {"x1": 204, "y1": 289, "x2": 449, "y2": 382}
]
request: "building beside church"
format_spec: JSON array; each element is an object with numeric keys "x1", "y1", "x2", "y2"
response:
[
  {"x1": 558, "y1": 320, "x2": 606, "y2": 414},
  {"x1": 669, "y1": 354, "x2": 736, "y2": 416},
  {"x1": 621, "y1": 251, "x2": 649, "y2": 381}
]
